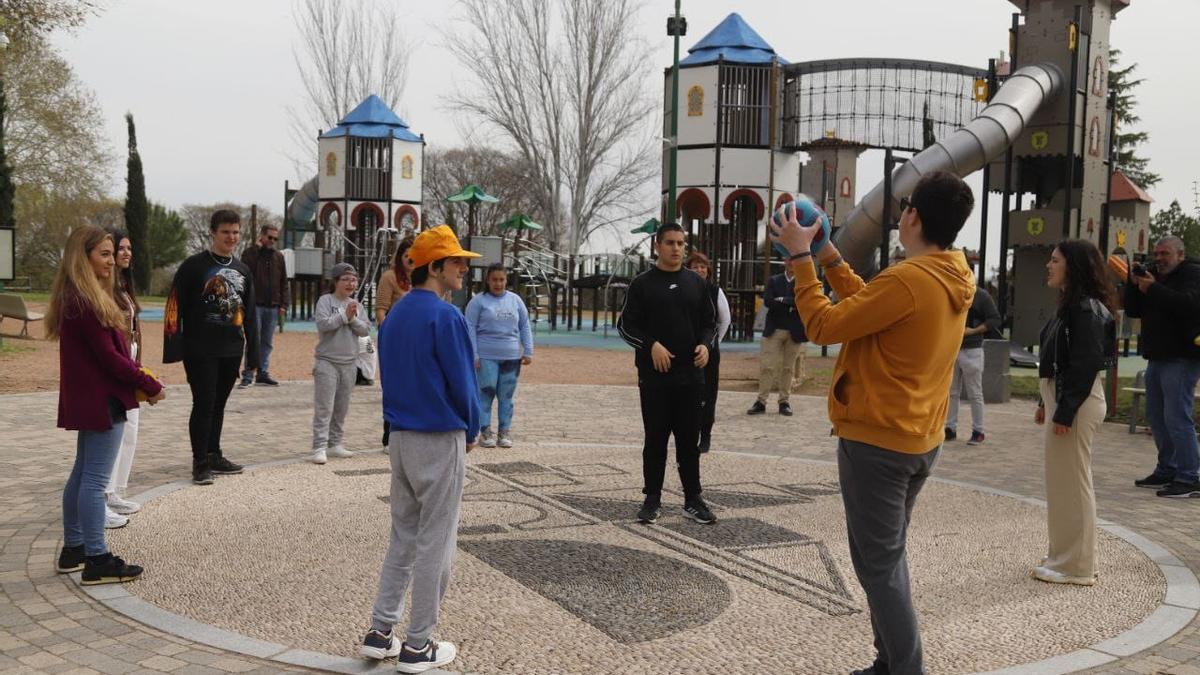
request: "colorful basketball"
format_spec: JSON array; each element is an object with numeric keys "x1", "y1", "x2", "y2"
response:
[{"x1": 771, "y1": 196, "x2": 832, "y2": 258}]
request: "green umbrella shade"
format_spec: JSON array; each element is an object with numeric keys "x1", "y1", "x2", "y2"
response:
[
  {"x1": 446, "y1": 184, "x2": 501, "y2": 204},
  {"x1": 631, "y1": 218, "x2": 660, "y2": 235},
  {"x1": 499, "y1": 214, "x2": 543, "y2": 231}
]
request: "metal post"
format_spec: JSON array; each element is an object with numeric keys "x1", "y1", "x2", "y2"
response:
[
  {"x1": 666, "y1": 0, "x2": 683, "y2": 225},
  {"x1": 1062, "y1": 5, "x2": 1082, "y2": 239},
  {"x1": 977, "y1": 58, "x2": 998, "y2": 283},
  {"x1": 1102, "y1": 90, "x2": 1119, "y2": 415},
  {"x1": 881, "y1": 149, "x2": 894, "y2": 271},
  {"x1": 998, "y1": 12, "x2": 1020, "y2": 321}
]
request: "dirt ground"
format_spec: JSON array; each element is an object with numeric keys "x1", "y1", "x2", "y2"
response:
[{"x1": 0, "y1": 304, "x2": 834, "y2": 397}]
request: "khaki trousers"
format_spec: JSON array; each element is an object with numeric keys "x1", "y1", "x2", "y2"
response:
[
  {"x1": 1039, "y1": 376, "x2": 1105, "y2": 578},
  {"x1": 757, "y1": 331, "x2": 804, "y2": 404}
]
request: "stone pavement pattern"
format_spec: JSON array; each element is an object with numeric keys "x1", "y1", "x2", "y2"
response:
[{"x1": 0, "y1": 381, "x2": 1199, "y2": 674}]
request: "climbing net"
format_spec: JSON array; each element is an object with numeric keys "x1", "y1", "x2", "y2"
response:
[{"x1": 782, "y1": 58, "x2": 988, "y2": 152}]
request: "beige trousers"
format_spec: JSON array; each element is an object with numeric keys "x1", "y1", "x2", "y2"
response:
[
  {"x1": 757, "y1": 331, "x2": 804, "y2": 404},
  {"x1": 1040, "y1": 376, "x2": 1105, "y2": 578}
]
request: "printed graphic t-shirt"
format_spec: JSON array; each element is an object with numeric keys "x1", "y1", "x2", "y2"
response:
[{"x1": 163, "y1": 250, "x2": 258, "y2": 365}]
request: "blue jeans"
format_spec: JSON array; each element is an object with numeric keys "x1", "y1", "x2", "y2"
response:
[
  {"x1": 478, "y1": 359, "x2": 521, "y2": 432},
  {"x1": 1145, "y1": 359, "x2": 1200, "y2": 484},
  {"x1": 242, "y1": 306, "x2": 278, "y2": 380},
  {"x1": 63, "y1": 402, "x2": 126, "y2": 556}
]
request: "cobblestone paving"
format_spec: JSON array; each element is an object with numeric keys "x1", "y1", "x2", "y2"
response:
[{"x1": 1, "y1": 381, "x2": 1199, "y2": 674}]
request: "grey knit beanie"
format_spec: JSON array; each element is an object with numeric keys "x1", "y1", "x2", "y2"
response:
[{"x1": 329, "y1": 262, "x2": 358, "y2": 280}]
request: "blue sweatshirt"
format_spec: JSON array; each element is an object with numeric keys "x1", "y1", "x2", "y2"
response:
[
  {"x1": 464, "y1": 290, "x2": 534, "y2": 361},
  {"x1": 378, "y1": 288, "x2": 481, "y2": 441}
]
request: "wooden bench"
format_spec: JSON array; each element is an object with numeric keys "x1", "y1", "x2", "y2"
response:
[
  {"x1": 1125, "y1": 369, "x2": 1200, "y2": 434},
  {"x1": 0, "y1": 293, "x2": 44, "y2": 337}
]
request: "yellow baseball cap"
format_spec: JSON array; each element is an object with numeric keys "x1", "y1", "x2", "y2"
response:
[{"x1": 406, "y1": 225, "x2": 482, "y2": 268}]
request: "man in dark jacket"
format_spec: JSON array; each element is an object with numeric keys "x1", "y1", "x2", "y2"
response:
[
  {"x1": 748, "y1": 268, "x2": 808, "y2": 416},
  {"x1": 945, "y1": 286, "x2": 1002, "y2": 445},
  {"x1": 1126, "y1": 236, "x2": 1200, "y2": 498},
  {"x1": 618, "y1": 223, "x2": 717, "y2": 525},
  {"x1": 239, "y1": 224, "x2": 289, "y2": 388}
]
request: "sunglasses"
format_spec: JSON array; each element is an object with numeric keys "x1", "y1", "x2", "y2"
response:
[
  {"x1": 265, "y1": 235, "x2": 278, "y2": 242},
  {"x1": 898, "y1": 197, "x2": 912, "y2": 213}
]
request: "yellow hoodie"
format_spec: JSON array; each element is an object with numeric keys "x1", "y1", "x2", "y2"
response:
[{"x1": 792, "y1": 251, "x2": 976, "y2": 454}]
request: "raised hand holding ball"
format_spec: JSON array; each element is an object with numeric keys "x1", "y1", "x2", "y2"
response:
[{"x1": 768, "y1": 196, "x2": 831, "y2": 258}]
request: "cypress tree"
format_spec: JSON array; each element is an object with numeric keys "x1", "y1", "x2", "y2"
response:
[
  {"x1": 0, "y1": 79, "x2": 14, "y2": 231},
  {"x1": 124, "y1": 113, "x2": 150, "y2": 291}
]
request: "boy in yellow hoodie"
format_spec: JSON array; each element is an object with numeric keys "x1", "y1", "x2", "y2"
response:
[{"x1": 770, "y1": 171, "x2": 976, "y2": 675}]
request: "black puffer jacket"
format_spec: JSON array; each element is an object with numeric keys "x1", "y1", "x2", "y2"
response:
[
  {"x1": 1038, "y1": 298, "x2": 1117, "y2": 426},
  {"x1": 1123, "y1": 258, "x2": 1200, "y2": 361}
]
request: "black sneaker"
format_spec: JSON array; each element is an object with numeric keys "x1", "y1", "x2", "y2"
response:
[
  {"x1": 208, "y1": 455, "x2": 244, "y2": 475},
  {"x1": 255, "y1": 375, "x2": 280, "y2": 386},
  {"x1": 698, "y1": 434, "x2": 711, "y2": 454},
  {"x1": 746, "y1": 400, "x2": 766, "y2": 415},
  {"x1": 237, "y1": 378, "x2": 252, "y2": 389},
  {"x1": 637, "y1": 497, "x2": 661, "y2": 524},
  {"x1": 359, "y1": 628, "x2": 402, "y2": 660},
  {"x1": 81, "y1": 553, "x2": 143, "y2": 586},
  {"x1": 850, "y1": 659, "x2": 889, "y2": 675},
  {"x1": 682, "y1": 498, "x2": 716, "y2": 524},
  {"x1": 1157, "y1": 481, "x2": 1200, "y2": 499},
  {"x1": 1135, "y1": 473, "x2": 1173, "y2": 489},
  {"x1": 56, "y1": 544, "x2": 85, "y2": 574},
  {"x1": 944, "y1": 427, "x2": 956, "y2": 441},
  {"x1": 192, "y1": 469, "x2": 214, "y2": 486},
  {"x1": 778, "y1": 402, "x2": 793, "y2": 416},
  {"x1": 396, "y1": 638, "x2": 457, "y2": 673},
  {"x1": 967, "y1": 431, "x2": 985, "y2": 446}
]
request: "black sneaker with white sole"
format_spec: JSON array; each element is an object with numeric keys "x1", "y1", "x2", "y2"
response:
[
  {"x1": 359, "y1": 628, "x2": 402, "y2": 660},
  {"x1": 682, "y1": 498, "x2": 716, "y2": 524},
  {"x1": 636, "y1": 497, "x2": 661, "y2": 524},
  {"x1": 56, "y1": 544, "x2": 85, "y2": 574},
  {"x1": 1135, "y1": 473, "x2": 1173, "y2": 489},
  {"x1": 192, "y1": 469, "x2": 214, "y2": 486},
  {"x1": 1156, "y1": 480, "x2": 1200, "y2": 499},
  {"x1": 396, "y1": 638, "x2": 457, "y2": 673},
  {"x1": 208, "y1": 454, "x2": 244, "y2": 475},
  {"x1": 81, "y1": 553, "x2": 142, "y2": 586}
]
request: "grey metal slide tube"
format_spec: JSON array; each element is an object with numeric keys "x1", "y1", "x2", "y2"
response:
[
  {"x1": 286, "y1": 175, "x2": 320, "y2": 227},
  {"x1": 832, "y1": 62, "x2": 1064, "y2": 272}
]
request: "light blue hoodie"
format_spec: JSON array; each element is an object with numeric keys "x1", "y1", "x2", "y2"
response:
[{"x1": 464, "y1": 290, "x2": 534, "y2": 361}]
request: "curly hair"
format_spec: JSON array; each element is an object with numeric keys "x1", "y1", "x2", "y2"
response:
[
  {"x1": 391, "y1": 235, "x2": 415, "y2": 288},
  {"x1": 1054, "y1": 239, "x2": 1117, "y2": 317}
]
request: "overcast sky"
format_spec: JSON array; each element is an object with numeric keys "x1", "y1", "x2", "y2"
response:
[{"x1": 51, "y1": 0, "x2": 1199, "y2": 261}]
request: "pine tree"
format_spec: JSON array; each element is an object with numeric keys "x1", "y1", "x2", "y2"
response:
[
  {"x1": 124, "y1": 113, "x2": 150, "y2": 290},
  {"x1": 1109, "y1": 49, "x2": 1160, "y2": 189},
  {"x1": 0, "y1": 79, "x2": 15, "y2": 231}
]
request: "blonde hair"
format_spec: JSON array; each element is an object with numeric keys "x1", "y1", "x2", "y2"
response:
[{"x1": 44, "y1": 226, "x2": 126, "y2": 339}]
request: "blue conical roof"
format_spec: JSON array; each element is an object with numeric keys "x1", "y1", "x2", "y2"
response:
[
  {"x1": 320, "y1": 94, "x2": 422, "y2": 142},
  {"x1": 680, "y1": 13, "x2": 786, "y2": 66}
]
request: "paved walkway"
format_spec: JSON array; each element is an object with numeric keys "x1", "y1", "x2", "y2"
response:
[{"x1": 2, "y1": 381, "x2": 1199, "y2": 674}]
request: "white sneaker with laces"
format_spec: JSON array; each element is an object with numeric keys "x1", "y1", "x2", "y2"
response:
[
  {"x1": 310, "y1": 450, "x2": 327, "y2": 465},
  {"x1": 104, "y1": 508, "x2": 129, "y2": 529},
  {"x1": 479, "y1": 429, "x2": 497, "y2": 448},
  {"x1": 498, "y1": 432, "x2": 513, "y2": 448},
  {"x1": 327, "y1": 445, "x2": 354, "y2": 458},
  {"x1": 106, "y1": 494, "x2": 141, "y2": 515}
]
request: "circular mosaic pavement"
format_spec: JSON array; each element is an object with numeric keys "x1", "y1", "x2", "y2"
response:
[{"x1": 109, "y1": 445, "x2": 1165, "y2": 674}]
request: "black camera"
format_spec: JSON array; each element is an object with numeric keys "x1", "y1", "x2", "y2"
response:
[{"x1": 1132, "y1": 263, "x2": 1150, "y2": 277}]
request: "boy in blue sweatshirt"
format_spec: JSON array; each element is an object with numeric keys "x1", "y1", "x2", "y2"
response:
[{"x1": 360, "y1": 225, "x2": 480, "y2": 673}]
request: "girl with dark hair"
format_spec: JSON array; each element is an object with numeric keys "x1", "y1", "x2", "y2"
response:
[
  {"x1": 465, "y1": 263, "x2": 533, "y2": 448},
  {"x1": 1033, "y1": 239, "x2": 1117, "y2": 586},
  {"x1": 102, "y1": 229, "x2": 145, "y2": 525},
  {"x1": 47, "y1": 226, "x2": 163, "y2": 585},
  {"x1": 686, "y1": 251, "x2": 730, "y2": 453}
]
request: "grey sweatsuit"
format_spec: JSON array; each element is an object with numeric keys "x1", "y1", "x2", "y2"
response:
[{"x1": 312, "y1": 293, "x2": 371, "y2": 451}]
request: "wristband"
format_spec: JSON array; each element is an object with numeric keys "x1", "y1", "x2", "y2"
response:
[
  {"x1": 788, "y1": 251, "x2": 812, "y2": 262},
  {"x1": 822, "y1": 255, "x2": 844, "y2": 269}
]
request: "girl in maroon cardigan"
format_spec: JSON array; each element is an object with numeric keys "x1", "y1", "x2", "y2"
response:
[{"x1": 46, "y1": 226, "x2": 165, "y2": 586}]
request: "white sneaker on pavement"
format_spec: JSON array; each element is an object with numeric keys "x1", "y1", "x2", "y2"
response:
[
  {"x1": 106, "y1": 494, "x2": 141, "y2": 515},
  {"x1": 327, "y1": 445, "x2": 355, "y2": 458},
  {"x1": 310, "y1": 450, "x2": 328, "y2": 465},
  {"x1": 498, "y1": 432, "x2": 513, "y2": 448},
  {"x1": 104, "y1": 508, "x2": 129, "y2": 529}
]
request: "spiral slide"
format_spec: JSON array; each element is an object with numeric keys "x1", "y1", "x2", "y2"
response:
[
  {"x1": 286, "y1": 175, "x2": 320, "y2": 227},
  {"x1": 833, "y1": 63, "x2": 1065, "y2": 272}
]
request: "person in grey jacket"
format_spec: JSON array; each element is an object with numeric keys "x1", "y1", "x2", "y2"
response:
[{"x1": 310, "y1": 262, "x2": 371, "y2": 464}]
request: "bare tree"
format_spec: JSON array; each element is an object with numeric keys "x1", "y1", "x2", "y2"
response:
[
  {"x1": 180, "y1": 203, "x2": 282, "y2": 256},
  {"x1": 446, "y1": 0, "x2": 657, "y2": 254},
  {"x1": 287, "y1": 0, "x2": 412, "y2": 177},
  {"x1": 423, "y1": 146, "x2": 544, "y2": 240}
]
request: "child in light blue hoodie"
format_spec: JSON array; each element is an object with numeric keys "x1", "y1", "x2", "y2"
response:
[{"x1": 465, "y1": 263, "x2": 533, "y2": 448}]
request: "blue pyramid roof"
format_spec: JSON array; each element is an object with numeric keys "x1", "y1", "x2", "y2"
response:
[
  {"x1": 680, "y1": 13, "x2": 786, "y2": 66},
  {"x1": 320, "y1": 94, "x2": 422, "y2": 142}
]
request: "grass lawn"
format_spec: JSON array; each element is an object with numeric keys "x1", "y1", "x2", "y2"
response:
[
  {"x1": 1011, "y1": 373, "x2": 1200, "y2": 425},
  {"x1": 11, "y1": 291, "x2": 168, "y2": 306},
  {"x1": 0, "y1": 342, "x2": 32, "y2": 356}
]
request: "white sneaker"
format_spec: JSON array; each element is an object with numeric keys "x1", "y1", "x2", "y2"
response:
[
  {"x1": 327, "y1": 445, "x2": 355, "y2": 458},
  {"x1": 106, "y1": 494, "x2": 141, "y2": 515},
  {"x1": 104, "y1": 508, "x2": 129, "y2": 529},
  {"x1": 1031, "y1": 565, "x2": 1095, "y2": 586},
  {"x1": 310, "y1": 450, "x2": 327, "y2": 465},
  {"x1": 497, "y1": 432, "x2": 513, "y2": 448},
  {"x1": 479, "y1": 429, "x2": 497, "y2": 448}
]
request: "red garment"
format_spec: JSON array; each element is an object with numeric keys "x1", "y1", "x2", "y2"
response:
[{"x1": 57, "y1": 295, "x2": 163, "y2": 431}]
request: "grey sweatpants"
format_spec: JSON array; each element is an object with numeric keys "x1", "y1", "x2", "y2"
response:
[
  {"x1": 369, "y1": 429, "x2": 466, "y2": 646},
  {"x1": 838, "y1": 437, "x2": 939, "y2": 675},
  {"x1": 946, "y1": 347, "x2": 985, "y2": 433},
  {"x1": 312, "y1": 359, "x2": 356, "y2": 451}
]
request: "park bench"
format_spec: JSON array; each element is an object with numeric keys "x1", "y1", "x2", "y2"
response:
[
  {"x1": 1125, "y1": 369, "x2": 1200, "y2": 434},
  {"x1": 0, "y1": 293, "x2": 44, "y2": 337}
]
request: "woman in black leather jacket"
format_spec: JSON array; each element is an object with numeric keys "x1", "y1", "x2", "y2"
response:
[{"x1": 1033, "y1": 240, "x2": 1117, "y2": 586}]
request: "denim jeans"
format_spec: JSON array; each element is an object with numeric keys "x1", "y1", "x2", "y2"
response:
[
  {"x1": 478, "y1": 359, "x2": 521, "y2": 432},
  {"x1": 242, "y1": 306, "x2": 278, "y2": 380},
  {"x1": 63, "y1": 401, "x2": 126, "y2": 556},
  {"x1": 1145, "y1": 359, "x2": 1200, "y2": 484}
]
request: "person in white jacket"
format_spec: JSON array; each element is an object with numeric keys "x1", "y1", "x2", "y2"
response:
[
  {"x1": 686, "y1": 252, "x2": 730, "y2": 453},
  {"x1": 310, "y1": 262, "x2": 371, "y2": 464}
]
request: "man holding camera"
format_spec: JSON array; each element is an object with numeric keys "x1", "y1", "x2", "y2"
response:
[{"x1": 1126, "y1": 236, "x2": 1200, "y2": 499}]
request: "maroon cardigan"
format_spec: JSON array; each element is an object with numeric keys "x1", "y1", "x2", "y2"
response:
[{"x1": 57, "y1": 296, "x2": 163, "y2": 431}]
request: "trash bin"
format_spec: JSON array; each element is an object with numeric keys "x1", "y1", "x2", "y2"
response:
[{"x1": 982, "y1": 338, "x2": 1011, "y2": 403}]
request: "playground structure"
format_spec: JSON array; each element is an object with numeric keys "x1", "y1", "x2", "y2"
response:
[{"x1": 280, "y1": 0, "x2": 1148, "y2": 345}]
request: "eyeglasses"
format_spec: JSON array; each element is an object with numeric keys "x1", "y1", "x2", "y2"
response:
[
  {"x1": 265, "y1": 235, "x2": 278, "y2": 242},
  {"x1": 898, "y1": 197, "x2": 912, "y2": 213}
]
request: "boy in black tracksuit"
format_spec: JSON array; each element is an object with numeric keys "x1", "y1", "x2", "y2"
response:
[{"x1": 618, "y1": 223, "x2": 717, "y2": 525}]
